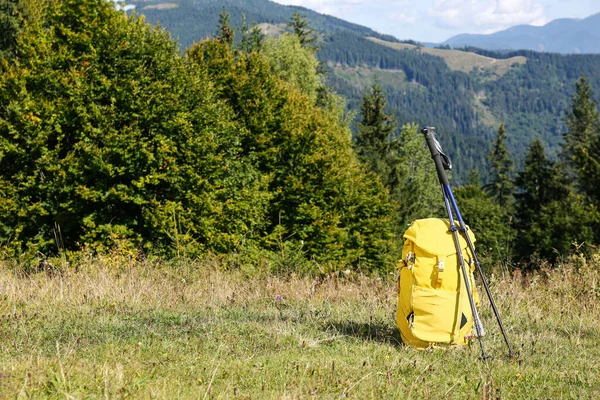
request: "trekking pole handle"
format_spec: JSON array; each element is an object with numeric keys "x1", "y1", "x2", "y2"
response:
[{"x1": 421, "y1": 126, "x2": 451, "y2": 186}]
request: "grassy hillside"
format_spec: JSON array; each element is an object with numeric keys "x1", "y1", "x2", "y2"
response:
[
  {"x1": 1, "y1": 254, "x2": 599, "y2": 397},
  {"x1": 367, "y1": 37, "x2": 527, "y2": 76}
]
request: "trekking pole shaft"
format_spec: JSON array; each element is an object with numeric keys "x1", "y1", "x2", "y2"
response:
[
  {"x1": 423, "y1": 126, "x2": 489, "y2": 360},
  {"x1": 441, "y1": 187, "x2": 487, "y2": 340},
  {"x1": 445, "y1": 186, "x2": 514, "y2": 357}
]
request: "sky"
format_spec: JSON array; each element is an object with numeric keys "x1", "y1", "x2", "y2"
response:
[{"x1": 270, "y1": 0, "x2": 600, "y2": 43}]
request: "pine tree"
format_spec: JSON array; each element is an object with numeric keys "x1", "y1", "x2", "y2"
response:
[
  {"x1": 355, "y1": 82, "x2": 397, "y2": 189},
  {"x1": 239, "y1": 14, "x2": 263, "y2": 53},
  {"x1": 288, "y1": 11, "x2": 317, "y2": 50},
  {"x1": 486, "y1": 124, "x2": 515, "y2": 209},
  {"x1": 562, "y1": 75, "x2": 600, "y2": 203},
  {"x1": 216, "y1": 7, "x2": 234, "y2": 45},
  {"x1": 513, "y1": 138, "x2": 593, "y2": 262},
  {"x1": 453, "y1": 175, "x2": 512, "y2": 265}
]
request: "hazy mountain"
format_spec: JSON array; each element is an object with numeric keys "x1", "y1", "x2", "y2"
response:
[{"x1": 443, "y1": 13, "x2": 600, "y2": 54}]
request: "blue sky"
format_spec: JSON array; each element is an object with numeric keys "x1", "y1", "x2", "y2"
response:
[{"x1": 271, "y1": 0, "x2": 600, "y2": 43}]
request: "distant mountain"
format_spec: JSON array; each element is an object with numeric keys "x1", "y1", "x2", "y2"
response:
[{"x1": 443, "y1": 13, "x2": 600, "y2": 54}]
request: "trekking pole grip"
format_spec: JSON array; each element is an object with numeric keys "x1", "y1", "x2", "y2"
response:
[{"x1": 421, "y1": 126, "x2": 451, "y2": 186}]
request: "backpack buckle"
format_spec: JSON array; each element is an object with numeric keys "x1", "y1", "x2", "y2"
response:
[{"x1": 437, "y1": 260, "x2": 445, "y2": 272}]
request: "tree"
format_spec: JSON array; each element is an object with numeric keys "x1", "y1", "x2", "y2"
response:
[
  {"x1": 513, "y1": 138, "x2": 595, "y2": 262},
  {"x1": 562, "y1": 75, "x2": 600, "y2": 204},
  {"x1": 216, "y1": 7, "x2": 234, "y2": 45},
  {"x1": 262, "y1": 34, "x2": 322, "y2": 100},
  {"x1": 188, "y1": 38, "x2": 398, "y2": 270},
  {"x1": 453, "y1": 178, "x2": 512, "y2": 266},
  {"x1": 486, "y1": 124, "x2": 515, "y2": 209},
  {"x1": 0, "y1": 0, "x2": 269, "y2": 257},
  {"x1": 0, "y1": 0, "x2": 19, "y2": 58},
  {"x1": 392, "y1": 123, "x2": 440, "y2": 228},
  {"x1": 355, "y1": 82, "x2": 398, "y2": 188},
  {"x1": 239, "y1": 14, "x2": 263, "y2": 54},
  {"x1": 288, "y1": 11, "x2": 317, "y2": 50},
  {"x1": 355, "y1": 84, "x2": 440, "y2": 229}
]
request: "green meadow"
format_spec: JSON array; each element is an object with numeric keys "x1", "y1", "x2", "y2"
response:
[{"x1": 1, "y1": 254, "x2": 598, "y2": 398}]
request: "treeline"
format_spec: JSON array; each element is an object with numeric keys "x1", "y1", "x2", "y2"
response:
[
  {"x1": 452, "y1": 76, "x2": 600, "y2": 265},
  {"x1": 321, "y1": 35, "x2": 600, "y2": 182},
  {"x1": 1, "y1": 0, "x2": 598, "y2": 272},
  {"x1": 320, "y1": 33, "x2": 494, "y2": 179},
  {"x1": 0, "y1": 0, "x2": 401, "y2": 271}
]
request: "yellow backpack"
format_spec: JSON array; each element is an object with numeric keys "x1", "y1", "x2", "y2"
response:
[{"x1": 396, "y1": 218, "x2": 480, "y2": 348}]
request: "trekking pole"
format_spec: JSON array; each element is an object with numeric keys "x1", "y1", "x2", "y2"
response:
[
  {"x1": 444, "y1": 184, "x2": 514, "y2": 358},
  {"x1": 421, "y1": 126, "x2": 490, "y2": 361}
]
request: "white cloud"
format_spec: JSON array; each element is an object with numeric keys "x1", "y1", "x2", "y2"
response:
[
  {"x1": 428, "y1": 0, "x2": 547, "y2": 31},
  {"x1": 391, "y1": 10, "x2": 418, "y2": 24}
]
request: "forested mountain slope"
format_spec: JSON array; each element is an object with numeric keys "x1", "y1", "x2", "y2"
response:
[
  {"x1": 124, "y1": 1, "x2": 600, "y2": 181},
  {"x1": 129, "y1": 0, "x2": 398, "y2": 49}
]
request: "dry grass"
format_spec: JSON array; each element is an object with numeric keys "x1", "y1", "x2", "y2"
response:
[
  {"x1": 367, "y1": 37, "x2": 527, "y2": 77},
  {"x1": 0, "y1": 252, "x2": 599, "y2": 398}
]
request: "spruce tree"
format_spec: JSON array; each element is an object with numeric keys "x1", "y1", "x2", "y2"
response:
[
  {"x1": 563, "y1": 75, "x2": 600, "y2": 203},
  {"x1": 486, "y1": 124, "x2": 515, "y2": 209},
  {"x1": 513, "y1": 138, "x2": 598, "y2": 263},
  {"x1": 453, "y1": 174, "x2": 512, "y2": 265},
  {"x1": 288, "y1": 11, "x2": 317, "y2": 50},
  {"x1": 239, "y1": 14, "x2": 264, "y2": 54},
  {"x1": 355, "y1": 82, "x2": 397, "y2": 189},
  {"x1": 355, "y1": 84, "x2": 439, "y2": 228},
  {"x1": 217, "y1": 7, "x2": 234, "y2": 45}
]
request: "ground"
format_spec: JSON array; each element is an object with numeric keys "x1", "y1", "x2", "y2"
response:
[{"x1": 0, "y1": 253, "x2": 598, "y2": 398}]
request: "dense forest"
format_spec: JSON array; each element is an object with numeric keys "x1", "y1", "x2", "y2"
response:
[{"x1": 1, "y1": 0, "x2": 599, "y2": 271}]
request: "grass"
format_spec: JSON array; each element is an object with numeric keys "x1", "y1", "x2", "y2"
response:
[
  {"x1": 1, "y1": 252, "x2": 599, "y2": 398},
  {"x1": 366, "y1": 38, "x2": 527, "y2": 77},
  {"x1": 329, "y1": 64, "x2": 413, "y2": 92}
]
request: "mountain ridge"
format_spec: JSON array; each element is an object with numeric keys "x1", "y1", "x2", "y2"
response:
[{"x1": 443, "y1": 12, "x2": 600, "y2": 54}]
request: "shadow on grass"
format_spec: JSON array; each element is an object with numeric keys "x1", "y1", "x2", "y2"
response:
[{"x1": 325, "y1": 321, "x2": 403, "y2": 346}]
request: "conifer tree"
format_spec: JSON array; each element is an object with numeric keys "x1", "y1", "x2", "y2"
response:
[
  {"x1": 392, "y1": 123, "x2": 441, "y2": 227},
  {"x1": 486, "y1": 124, "x2": 515, "y2": 209},
  {"x1": 288, "y1": 11, "x2": 317, "y2": 50},
  {"x1": 217, "y1": 7, "x2": 234, "y2": 45},
  {"x1": 454, "y1": 171, "x2": 512, "y2": 264},
  {"x1": 239, "y1": 14, "x2": 263, "y2": 53},
  {"x1": 513, "y1": 138, "x2": 598, "y2": 262},
  {"x1": 562, "y1": 75, "x2": 600, "y2": 203},
  {"x1": 0, "y1": 0, "x2": 26, "y2": 59},
  {"x1": 355, "y1": 84, "x2": 439, "y2": 228},
  {"x1": 355, "y1": 82, "x2": 397, "y2": 189}
]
